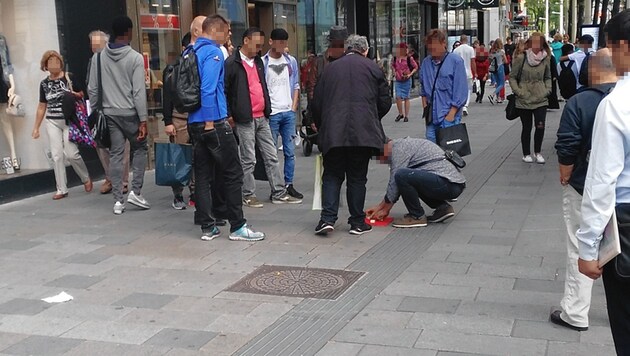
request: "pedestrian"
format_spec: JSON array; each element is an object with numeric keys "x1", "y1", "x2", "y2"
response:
[
  {"x1": 559, "y1": 34, "x2": 595, "y2": 92},
  {"x1": 262, "y1": 28, "x2": 303, "y2": 199},
  {"x1": 224, "y1": 27, "x2": 302, "y2": 208},
  {"x1": 86, "y1": 30, "x2": 130, "y2": 195},
  {"x1": 392, "y1": 43, "x2": 418, "y2": 122},
  {"x1": 31, "y1": 50, "x2": 92, "y2": 200},
  {"x1": 451, "y1": 41, "x2": 461, "y2": 51},
  {"x1": 552, "y1": 48, "x2": 617, "y2": 332},
  {"x1": 453, "y1": 34, "x2": 476, "y2": 116},
  {"x1": 488, "y1": 38, "x2": 507, "y2": 104},
  {"x1": 551, "y1": 33, "x2": 564, "y2": 60},
  {"x1": 508, "y1": 32, "x2": 552, "y2": 164},
  {"x1": 311, "y1": 34, "x2": 391, "y2": 236},
  {"x1": 187, "y1": 15, "x2": 265, "y2": 242},
  {"x1": 88, "y1": 16, "x2": 149, "y2": 215},
  {"x1": 576, "y1": 10, "x2": 630, "y2": 354},
  {"x1": 474, "y1": 44, "x2": 490, "y2": 103},
  {"x1": 366, "y1": 138, "x2": 466, "y2": 228},
  {"x1": 420, "y1": 29, "x2": 468, "y2": 144},
  {"x1": 162, "y1": 32, "x2": 195, "y2": 210}
]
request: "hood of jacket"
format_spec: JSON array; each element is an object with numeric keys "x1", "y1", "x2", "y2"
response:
[{"x1": 104, "y1": 43, "x2": 134, "y2": 62}]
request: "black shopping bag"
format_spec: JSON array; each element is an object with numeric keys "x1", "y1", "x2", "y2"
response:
[
  {"x1": 437, "y1": 123, "x2": 471, "y2": 157},
  {"x1": 253, "y1": 144, "x2": 268, "y2": 181},
  {"x1": 155, "y1": 142, "x2": 193, "y2": 186}
]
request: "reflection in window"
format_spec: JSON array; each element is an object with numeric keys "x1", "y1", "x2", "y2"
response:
[{"x1": 217, "y1": 0, "x2": 247, "y2": 46}]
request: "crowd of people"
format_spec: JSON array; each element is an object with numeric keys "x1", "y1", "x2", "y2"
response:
[{"x1": 27, "y1": 8, "x2": 630, "y2": 351}]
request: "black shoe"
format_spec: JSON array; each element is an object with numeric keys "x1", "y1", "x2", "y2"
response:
[
  {"x1": 315, "y1": 220, "x2": 334, "y2": 236},
  {"x1": 403, "y1": 117, "x2": 409, "y2": 122},
  {"x1": 550, "y1": 310, "x2": 588, "y2": 331},
  {"x1": 427, "y1": 205, "x2": 455, "y2": 223},
  {"x1": 286, "y1": 184, "x2": 304, "y2": 199},
  {"x1": 395, "y1": 114, "x2": 403, "y2": 122},
  {"x1": 349, "y1": 223, "x2": 372, "y2": 235}
]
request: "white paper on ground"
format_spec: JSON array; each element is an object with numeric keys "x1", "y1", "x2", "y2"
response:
[{"x1": 42, "y1": 291, "x2": 74, "y2": 303}]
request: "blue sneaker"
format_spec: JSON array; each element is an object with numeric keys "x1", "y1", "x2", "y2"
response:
[
  {"x1": 201, "y1": 226, "x2": 221, "y2": 241},
  {"x1": 229, "y1": 224, "x2": 265, "y2": 241}
]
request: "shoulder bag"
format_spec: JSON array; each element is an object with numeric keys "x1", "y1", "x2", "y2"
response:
[
  {"x1": 505, "y1": 57, "x2": 524, "y2": 121},
  {"x1": 65, "y1": 73, "x2": 96, "y2": 148},
  {"x1": 89, "y1": 53, "x2": 110, "y2": 148},
  {"x1": 423, "y1": 53, "x2": 449, "y2": 125}
]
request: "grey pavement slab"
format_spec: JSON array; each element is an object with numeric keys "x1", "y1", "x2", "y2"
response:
[
  {"x1": 396, "y1": 296, "x2": 461, "y2": 314},
  {"x1": 1, "y1": 335, "x2": 82, "y2": 355},
  {"x1": 414, "y1": 330, "x2": 548, "y2": 356},
  {"x1": 143, "y1": 328, "x2": 218, "y2": 350},
  {"x1": 113, "y1": 293, "x2": 178, "y2": 310},
  {"x1": 45, "y1": 275, "x2": 104, "y2": 289},
  {"x1": 60, "y1": 320, "x2": 163, "y2": 344},
  {"x1": 0, "y1": 315, "x2": 82, "y2": 337},
  {"x1": 0, "y1": 299, "x2": 51, "y2": 316}
]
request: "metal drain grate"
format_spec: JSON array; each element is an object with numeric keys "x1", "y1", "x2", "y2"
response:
[{"x1": 226, "y1": 265, "x2": 365, "y2": 300}]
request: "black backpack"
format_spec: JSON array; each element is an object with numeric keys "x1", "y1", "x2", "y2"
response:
[
  {"x1": 558, "y1": 60, "x2": 577, "y2": 99},
  {"x1": 578, "y1": 52, "x2": 591, "y2": 87},
  {"x1": 172, "y1": 43, "x2": 210, "y2": 113}
]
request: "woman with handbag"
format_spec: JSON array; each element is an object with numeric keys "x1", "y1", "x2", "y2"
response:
[
  {"x1": 488, "y1": 39, "x2": 507, "y2": 104},
  {"x1": 509, "y1": 33, "x2": 552, "y2": 164},
  {"x1": 31, "y1": 50, "x2": 92, "y2": 200}
]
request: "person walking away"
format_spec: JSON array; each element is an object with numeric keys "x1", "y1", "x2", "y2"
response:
[
  {"x1": 576, "y1": 10, "x2": 630, "y2": 354},
  {"x1": 552, "y1": 48, "x2": 617, "y2": 332},
  {"x1": 225, "y1": 27, "x2": 302, "y2": 208},
  {"x1": 509, "y1": 32, "x2": 552, "y2": 164},
  {"x1": 31, "y1": 50, "x2": 92, "y2": 200},
  {"x1": 420, "y1": 29, "x2": 468, "y2": 144},
  {"x1": 551, "y1": 33, "x2": 564, "y2": 61},
  {"x1": 488, "y1": 38, "x2": 507, "y2": 104},
  {"x1": 262, "y1": 28, "x2": 303, "y2": 199},
  {"x1": 559, "y1": 35, "x2": 595, "y2": 93},
  {"x1": 453, "y1": 34, "x2": 476, "y2": 116},
  {"x1": 311, "y1": 35, "x2": 391, "y2": 236},
  {"x1": 392, "y1": 43, "x2": 418, "y2": 122},
  {"x1": 88, "y1": 16, "x2": 149, "y2": 215},
  {"x1": 162, "y1": 32, "x2": 195, "y2": 210},
  {"x1": 474, "y1": 44, "x2": 490, "y2": 103},
  {"x1": 86, "y1": 30, "x2": 130, "y2": 195},
  {"x1": 366, "y1": 138, "x2": 466, "y2": 228},
  {"x1": 187, "y1": 15, "x2": 265, "y2": 242},
  {"x1": 557, "y1": 43, "x2": 577, "y2": 100}
]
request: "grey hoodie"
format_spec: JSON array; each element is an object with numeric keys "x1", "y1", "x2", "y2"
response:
[{"x1": 88, "y1": 44, "x2": 148, "y2": 121}]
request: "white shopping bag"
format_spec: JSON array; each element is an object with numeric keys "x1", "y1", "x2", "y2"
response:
[{"x1": 312, "y1": 154, "x2": 323, "y2": 210}]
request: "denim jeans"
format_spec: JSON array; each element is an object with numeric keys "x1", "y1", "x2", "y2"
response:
[
  {"x1": 269, "y1": 110, "x2": 296, "y2": 185},
  {"x1": 426, "y1": 117, "x2": 461, "y2": 144},
  {"x1": 321, "y1": 147, "x2": 372, "y2": 225},
  {"x1": 394, "y1": 168, "x2": 464, "y2": 218},
  {"x1": 559, "y1": 185, "x2": 593, "y2": 328},
  {"x1": 189, "y1": 122, "x2": 246, "y2": 233},
  {"x1": 492, "y1": 65, "x2": 505, "y2": 97},
  {"x1": 236, "y1": 118, "x2": 286, "y2": 199}
]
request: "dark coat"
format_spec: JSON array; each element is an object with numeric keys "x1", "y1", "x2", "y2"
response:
[
  {"x1": 224, "y1": 48, "x2": 272, "y2": 123},
  {"x1": 312, "y1": 52, "x2": 391, "y2": 156}
]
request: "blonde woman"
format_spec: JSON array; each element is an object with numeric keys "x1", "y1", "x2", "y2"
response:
[
  {"x1": 509, "y1": 33, "x2": 552, "y2": 164},
  {"x1": 488, "y1": 38, "x2": 508, "y2": 104},
  {"x1": 32, "y1": 50, "x2": 92, "y2": 200}
]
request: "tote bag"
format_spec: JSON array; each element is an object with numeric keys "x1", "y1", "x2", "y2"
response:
[
  {"x1": 437, "y1": 123, "x2": 472, "y2": 157},
  {"x1": 155, "y1": 142, "x2": 193, "y2": 187}
]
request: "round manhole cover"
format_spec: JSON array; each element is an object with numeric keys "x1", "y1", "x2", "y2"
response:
[{"x1": 248, "y1": 269, "x2": 347, "y2": 295}]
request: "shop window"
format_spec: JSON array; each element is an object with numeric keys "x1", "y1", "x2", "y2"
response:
[
  {"x1": 217, "y1": 0, "x2": 247, "y2": 46},
  {"x1": 274, "y1": 3, "x2": 298, "y2": 55}
]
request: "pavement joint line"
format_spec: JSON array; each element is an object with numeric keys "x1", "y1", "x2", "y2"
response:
[{"x1": 235, "y1": 121, "x2": 523, "y2": 356}]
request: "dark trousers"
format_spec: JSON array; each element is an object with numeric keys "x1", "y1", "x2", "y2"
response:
[
  {"x1": 519, "y1": 106, "x2": 547, "y2": 156},
  {"x1": 189, "y1": 122, "x2": 245, "y2": 232},
  {"x1": 476, "y1": 80, "x2": 486, "y2": 101},
  {"x1": 394, "y1": 168, "x2": 464, "y2": 218},
  {"x1": 321, "y1": 147, "x2": 372, "y2": 225},
  {"x1": 603, "y1": 262, "x2": 630, "y2": 355}
]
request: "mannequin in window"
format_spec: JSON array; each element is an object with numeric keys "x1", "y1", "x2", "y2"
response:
[{"x1": 0, "y1": 33, "x2": 19, "y2": 170}]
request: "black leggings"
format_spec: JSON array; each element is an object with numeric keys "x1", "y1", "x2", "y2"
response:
[
  {"x1": 519, "y1": 106, "x2": 547, "y2": 156},
  {"x1": 476, "y1": 80, "x2": 486, "y2": 101}
]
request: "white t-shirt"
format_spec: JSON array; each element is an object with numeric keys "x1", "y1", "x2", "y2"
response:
[
  {"x1": 220, "y1": 45, "x2": 229, "y2": 60},
  {"x1": 265, "y1": 55, "x2": 293, "y2": 115},
  {"x1": 568, "y1": 50, "x2": 593, "y2": 90},
  {"x1": 453, "y1": 44, "x2": 476, "y2": 79}
]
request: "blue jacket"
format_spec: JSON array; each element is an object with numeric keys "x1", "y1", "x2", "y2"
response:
[
  {"x1": 262, "y1": 52, "x2": 300, "y2": 99},
  {"x1": 188, "y1": 38, "x2": 228, "y2": 123},
  {"x1": 420, "y1": 53, "x2": 468, "y2": 126},
  {"x1": 555, "y1": 83, "x2": 615, "y2": 195}
]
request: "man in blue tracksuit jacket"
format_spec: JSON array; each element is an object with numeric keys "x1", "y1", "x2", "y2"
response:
[{"x1": 187, "y1": 14, "x2": 265, "y2": 242}]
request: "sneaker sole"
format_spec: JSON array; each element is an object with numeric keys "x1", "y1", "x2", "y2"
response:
[
  {"x1": 128, "y1": 199, "x2": 150, "y2": 210},
  {"x1": 428, "y1": 212, "x2": 455, "y2": 223},
  {"x1": 349, "y1": 229, "x2": 372, "y2": 235},
  {"x1": 172, "y1": 204, "x2": 187, "y2": 210},
  {"x1": 315, "y1": 226, "x2": 334, "y2": 235},
  {"x1": 392, "y1": 222, "x2": 427, "y2": 228},
  {"x1": 243, "y1": 202, "x2": 264, "y2": 208},
  {"x1": 113, "y1": 207, "x2": 125, "y2": 215},
  {"x1": 272, "y1": 199, "x2": 303, "y2": 205},
  {"x1": 201, "y1": 233, "x2": 221, "y2": 241},
  {"x1": 228, "y1": 235, "x2": 265, "y2": 242}
]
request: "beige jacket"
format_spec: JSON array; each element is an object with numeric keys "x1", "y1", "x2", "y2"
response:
[{"x1": 509, "y1": 53, "x2": 552, "y2": 110}]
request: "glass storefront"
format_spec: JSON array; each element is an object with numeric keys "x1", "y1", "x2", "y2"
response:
[{"x1": 217, "y1": 0, "x2": 248, "y2": 46}]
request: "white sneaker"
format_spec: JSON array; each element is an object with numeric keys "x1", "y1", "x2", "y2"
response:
[
  {"x1": 463, "y1": 107, "x2": 468, "y2": 116},
  {"x1": 522, "y1": 155, "x2": 534, "y2": 163},
  {"x1": 113, "y1": 201, "x2": 125, "y2": 215},
  {"x1": 127, "y1": 191, "x2": 150, "y2": 209},
  {"x1": 535, "y1": 153, "x2": 546, "y2": 164}
]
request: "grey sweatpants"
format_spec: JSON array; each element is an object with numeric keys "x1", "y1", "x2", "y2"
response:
[{"x1": 106, "y1": 115, "x2": 148, "y2": 203}]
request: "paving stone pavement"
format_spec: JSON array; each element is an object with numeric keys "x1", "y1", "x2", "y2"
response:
[{"x1": 0, "y1": 92, "x2": 616, "y2": 355}]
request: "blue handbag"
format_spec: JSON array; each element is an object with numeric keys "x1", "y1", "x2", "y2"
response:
[{"x1": 155, "y1": 141, "x2": 193, "y2": 186}]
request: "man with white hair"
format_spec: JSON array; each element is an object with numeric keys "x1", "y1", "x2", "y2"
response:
[{"x1": 311, "y1": 34, "x2": 391, "y2": 236}]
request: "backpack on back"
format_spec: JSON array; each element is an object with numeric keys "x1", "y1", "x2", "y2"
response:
[
  {"x1": 558, "y1": 60, "x2": 577, "y2": 99},
  {"x1": 172, "y1": 43, "x2": 210, "y2": 113},
  {"x1": 578, "y1": 52, "x2": 592, "y2": 87}
]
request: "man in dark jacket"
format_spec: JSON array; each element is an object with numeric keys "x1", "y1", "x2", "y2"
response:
[
  {"x1": 225, "y1": 28, "x2": 302, "y2": 208},
  {"x1": 552, "y1": 48, "x2": 617, "y2": 332},
  {"x1": 311, "y1": 34, "x2": 391, "y2": 236}
]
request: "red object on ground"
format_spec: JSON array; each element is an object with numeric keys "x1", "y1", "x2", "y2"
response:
[{"x1": 365, "y1": 216, "x2": 394, "y2": 226}]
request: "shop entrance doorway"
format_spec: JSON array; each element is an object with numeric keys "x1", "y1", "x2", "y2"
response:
[{"x1": 247, "y1": 1, "x2": 298, "y2": 57}]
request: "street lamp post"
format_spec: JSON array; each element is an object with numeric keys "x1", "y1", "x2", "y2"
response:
[
  {"x1": 545, "y1": 0, "x2": 549, "y2": 38},
  {"x1": 559, "y1": 0, "x2": 564, "y2": 34}
]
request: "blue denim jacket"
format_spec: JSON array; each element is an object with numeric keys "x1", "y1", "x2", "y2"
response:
[{"x1": 262, "y1": 52, "x2": 300, "y2": 99}]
